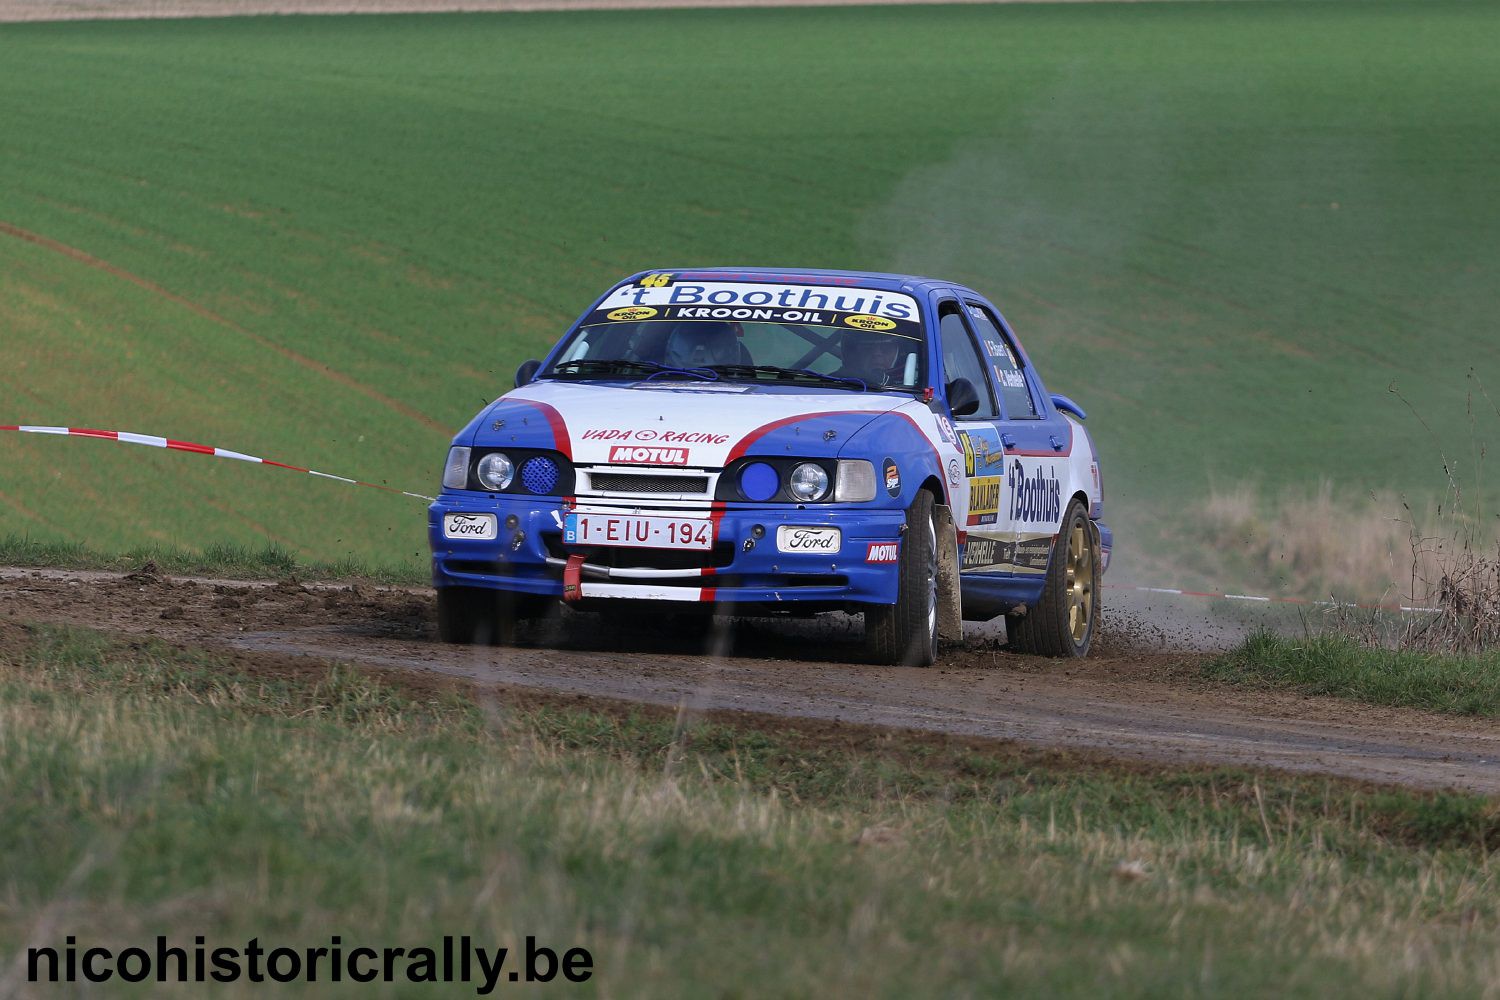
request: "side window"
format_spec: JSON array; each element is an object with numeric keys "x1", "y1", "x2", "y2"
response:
[
  {"x1": 965, "y1": 302, "x2": 1038, "y2": 419},
  {"x1": 936, "y1": 302, "x2": 998, "y2": 419}
]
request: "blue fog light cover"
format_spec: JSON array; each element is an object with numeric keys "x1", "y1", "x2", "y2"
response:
[
  {"x1": 521, "y1": 456, "x2": 559, "y2": 495},
  {"x1": 740, "y1": 462, "x2": 779, "y2": 501}
]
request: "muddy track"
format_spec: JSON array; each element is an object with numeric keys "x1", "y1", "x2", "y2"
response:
[{"x1": 3, "y1": 567, "x2": 1497, "y2": 794}]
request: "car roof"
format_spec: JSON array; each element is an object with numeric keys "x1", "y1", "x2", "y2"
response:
[{"x1": 625, "y1": 267, "x2": 984, "y2": 300}]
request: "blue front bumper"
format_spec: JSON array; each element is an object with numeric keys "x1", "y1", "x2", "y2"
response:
[{"x1": 429, "y1": 491, "x2": 907, "y2": 606}]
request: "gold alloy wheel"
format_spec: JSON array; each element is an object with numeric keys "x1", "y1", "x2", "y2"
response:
[{"x1": 1065, "y1": 521, "x2": 1094, "y2": 643}]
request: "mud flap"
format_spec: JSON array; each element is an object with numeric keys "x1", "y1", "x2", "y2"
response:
[
  {"x1": 933, "y1": 504, "x2": 963, "y2": 644},
  {"x1": 562, "y1": 553, "x2": 586, "y2": 602}
]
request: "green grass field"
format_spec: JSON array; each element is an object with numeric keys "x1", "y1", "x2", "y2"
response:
[
  {"x1": 4, "y1": 621, "x2": 1499, "y2": 997},
  {"x1": 2, "y1": 2, "x2": 1498, "y2": 584}
]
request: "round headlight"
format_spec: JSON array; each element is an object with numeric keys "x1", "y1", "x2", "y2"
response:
[
  {"x1": 788, "y1": 462, "x2": 829, "y2": 502},
  {"x1": 476, "y1": 452, "x2": 514, "y2": 491}
]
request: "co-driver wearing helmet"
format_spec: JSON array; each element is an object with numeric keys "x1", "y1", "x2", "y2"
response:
[{"x1": 832, "y1": 329, "x2": 901, "y2": 387}]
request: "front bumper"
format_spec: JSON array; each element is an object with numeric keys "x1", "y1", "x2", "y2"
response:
[{"x1": 429, "y1": 492, "x2": 907, "y2": 606}]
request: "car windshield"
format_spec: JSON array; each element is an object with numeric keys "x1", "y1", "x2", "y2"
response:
[{"x1": 540, "y1": 279, "x2": 928, "y2": 392}]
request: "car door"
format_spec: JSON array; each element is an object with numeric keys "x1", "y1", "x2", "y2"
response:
[
  {"x1": 932, "y1": 296, "x2": 1012, "y2": 578},
  {"x1": 962, "y1": 298, "x2": 1070, "y2": 578}
]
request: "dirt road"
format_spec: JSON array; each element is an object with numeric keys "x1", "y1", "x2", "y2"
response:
[{"x1": 4, "y1": 567, "x2": 1496, "y2": 794}]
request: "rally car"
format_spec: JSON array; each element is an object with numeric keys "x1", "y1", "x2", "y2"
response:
[{"x1": 430, "y1": 268, "x2": 1110, "y2": 664}]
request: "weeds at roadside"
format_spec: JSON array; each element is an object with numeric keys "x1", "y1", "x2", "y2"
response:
[
  {"x1": 0, "y1": 532, "x2": 427, "y2": 586},
  {"x1": 1197, "y1": 371, "x2": 1500, "y2": 654}
]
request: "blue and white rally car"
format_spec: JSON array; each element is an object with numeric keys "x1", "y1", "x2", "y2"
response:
[{"x1": 430, "y1": 268, "x2": 1110, "y2": 664}]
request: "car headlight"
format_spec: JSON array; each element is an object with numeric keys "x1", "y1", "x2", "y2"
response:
[
  {"x1": 442, "y1": 446, "x2": 471, "y2": 490},
  {"x1": 476, "y1": 452, "x2": 515, "y2": 491},
  {"x1": 788, "y1": 462, "x2": 829, "y2": 502},
  {"x1": 834, "y1": 460, "x2": 876, "y2": 502}
]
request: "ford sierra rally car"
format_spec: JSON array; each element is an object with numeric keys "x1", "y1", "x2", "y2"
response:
[{"x1": 430, "y1": 268, "x2": 1110, "y2": 665}]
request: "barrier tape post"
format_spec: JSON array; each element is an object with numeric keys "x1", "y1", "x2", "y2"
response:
[{"x1": 0, "y1": 425, "x2": 435, "y2": 503}]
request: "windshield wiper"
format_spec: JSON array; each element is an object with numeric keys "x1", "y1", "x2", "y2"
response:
[
  {"x1": 705, "y1": 365, "x2": 881, "y2": 391},
  {"x1": 550, "y1": 359, "x2": 716, "y2": 382}
]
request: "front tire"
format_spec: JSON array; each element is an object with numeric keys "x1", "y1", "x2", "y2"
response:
[
  {"x1": 1006, "y1": 498, "x2": 1099, "y2": 657},
  {"x1": 865, "y1": 490, "x2": 939, "y2": 667},
  {"x1": 436, "y1": 586, "x2": 521, "y2": 646}
]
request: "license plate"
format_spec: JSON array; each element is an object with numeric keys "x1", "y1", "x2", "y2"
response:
[
  {"x1": 443, "y1": 513, "x2": 497, "y2": 540},
  {"x1": 564, "y1": 513, "x2": 714, "y2": 550}
]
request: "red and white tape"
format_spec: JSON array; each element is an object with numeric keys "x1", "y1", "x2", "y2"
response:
[
  {"x1": 1105, "y1": 584, "x2": 1439, "y2": 615},
  {"x1": 0, "y1": 425, "x2": 435, "y2": 503}
]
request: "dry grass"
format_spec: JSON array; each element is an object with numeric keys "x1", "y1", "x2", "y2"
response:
[
  {"x1": 1198, "y1": 480, "x2": 1457, "y2": 602},
  {"x1": 1199, "y1": 376, "x2": 1500, "y2": 651},
  {"x1": 1200, "y1": 481, "x2": 1500, "y2": 650}
]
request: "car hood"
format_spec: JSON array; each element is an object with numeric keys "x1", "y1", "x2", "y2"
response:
[{"x1": 463, "y1": 381, "x2": 911, "y2": 468}]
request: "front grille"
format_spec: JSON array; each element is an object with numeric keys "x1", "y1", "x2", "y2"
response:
[{"x1": 587, "y1": 472, "x2": 711, "y2": 495}]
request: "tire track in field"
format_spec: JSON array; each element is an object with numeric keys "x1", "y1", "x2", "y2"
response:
[{"x1": 0, "y1": 221, "x2": 451, "y2": 436}]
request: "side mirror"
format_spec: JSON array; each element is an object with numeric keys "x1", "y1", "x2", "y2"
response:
[
  {"x1": 1050, "y1": 393, "x2": 1087, "y2": 421},
  {"x1": 946, "y1": 377, "x2": 980, "y2": 417},
  {"x1": 515, "y1": 359, "x2": 542, "y2": 388}
]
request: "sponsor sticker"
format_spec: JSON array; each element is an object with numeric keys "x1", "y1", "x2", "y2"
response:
[
  {"x1": 592, "y1": 282, "x2": 922, "y2": 331},
  {"x1": 606, "y1": 306, "x2": 658, "y2": 321},
  {"x1": 966, "y1": 475, "x2": 1001, "y2": 526},
  {"x1": 1013, "y1": 535, "x2": 1054, "y2": 573},
  {"x1": 1008, "y1": 460, "x2": 1062, "y2": 524},
  {"x1": 843, "y1": 313, "x2": 897, "y2": 332},
  {"x1": 961, "y1": 536, "x2": 1002, "y2": 571},
  {"x1": 947, "y1": 458, "x2": 962, "y2": 488},
  {"x1": 959, "y1": 533, "x2": 1053, "y2": 573},
  {"x1": 933, "y1": 412, "x2": 957, "y2": 446},
  {"x1": 866, "y1": 541, "x2": 900, "y2": 563},
  {"x1": 608, "y1": 445, "x2": 689, "y2": 466},
  {"x1": 584, "y1": 429, "x2": 728, "y2": 444},
  {"x1": 776, "y1": 525, "x2": 841, "y2": 554},
  {"x1": 959, "y1": 428, "x2": 1005, "y2": 477},
  {"x1": 883, "y1": 458, "x2": 901, "y2": 497}
]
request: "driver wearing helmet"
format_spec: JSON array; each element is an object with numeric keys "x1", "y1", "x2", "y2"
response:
[
  {"x1": 833, "y1": 329, "x2": 901, "y2": 386},
  {"x1": 663, "y1": 321, "x2": 742, "y2": 369}
]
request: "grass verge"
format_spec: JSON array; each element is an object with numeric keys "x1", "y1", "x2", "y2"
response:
[
  {"x1": 1, "y1": 621, "x2": 1498, "y2": 996},
  {"x1": 0, "y1": 532, "x2": 427, "y2": 585},
  {"x1": 1206, "y1": 631, "x2": 1500, "y2": 719}
]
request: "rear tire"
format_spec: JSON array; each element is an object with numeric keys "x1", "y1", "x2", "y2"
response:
[
  {"x1": 436, "y1": 587, "x2": 521, "y2": 646},
  {"x1": 865, "y1": 490, "x2": 939, "y2": 667},
  {"x1": 1006, "y1": 499, "x2": 1099, "y2": 657}
]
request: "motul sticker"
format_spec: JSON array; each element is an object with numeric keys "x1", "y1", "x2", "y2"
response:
[
  {"x1": 608, "y1": 445, "x2": 689, "y2": 465},
  {"x1": 866, "y1": 542, "x2": 900, "y2": 563}
]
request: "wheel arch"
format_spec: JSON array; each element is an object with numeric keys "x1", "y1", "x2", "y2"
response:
[{"x1": 1046, "y1": 489, "x2": 1094, "y2": 571}]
